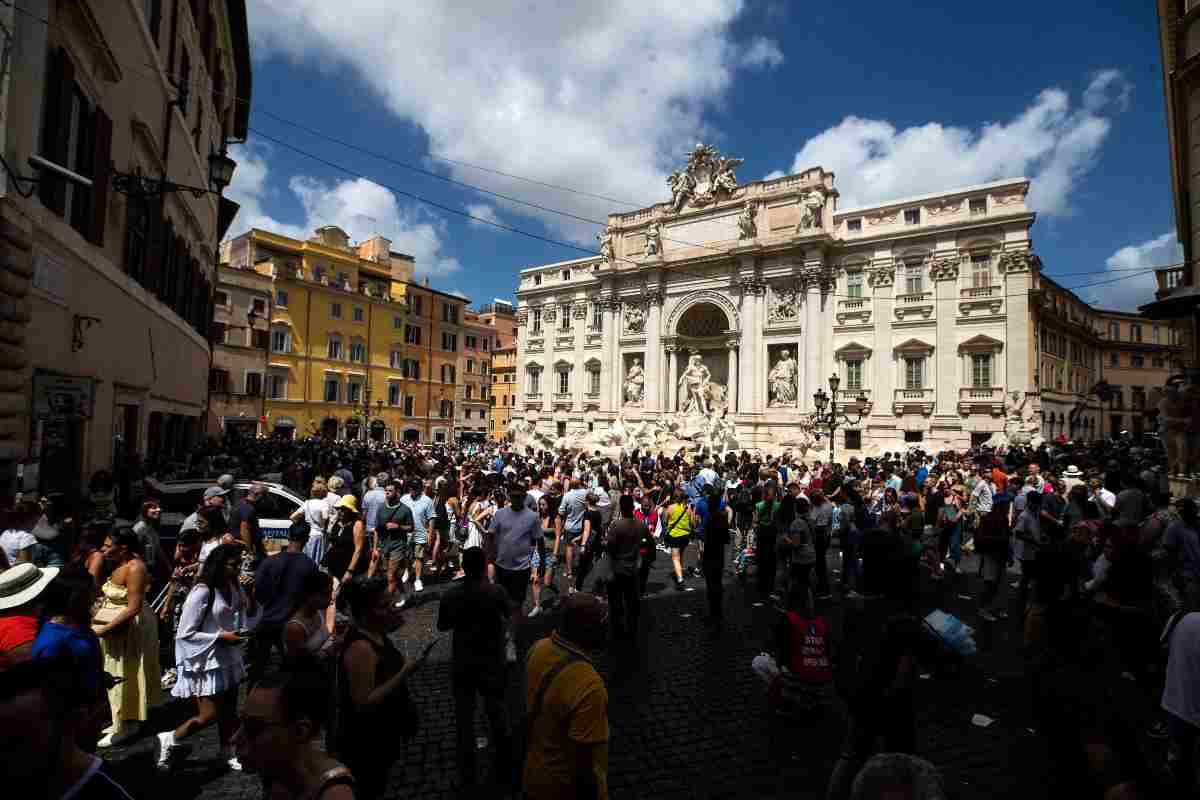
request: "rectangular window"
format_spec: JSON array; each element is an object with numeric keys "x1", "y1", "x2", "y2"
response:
[
  {"x1": 971, "y1": 354, "x2": 992, "y2": 387},
  {"x1": 904, "y1": 431, "x2": 924, "y2": 443},
  {"x1": 252, "y1": 329, "x2": 269, "y2": 349},
  {"x1": 970, "y1": 254, "x2": 991, "y2": 288},
  {"x1": 276, "y1": 289, "x2": 288, "y2": 307},
  {"x1": 403, "y1": 395, "x2": 415, "y2": 416},
  {"x1": 465, "y1": 385, "x2": 474, "y2": 400},
  {"x1": 210, "y1": 322, "x2": 227, "y2": 343},
  {"x1": 844, "y1": 430, "x2": 862, "y2": 450},
  {"x1": 903, "y1": 208, "x2": 920, "y2": 226},
  {"x1": 442, "y1": 332, "x2": 457, "y2": 352},
  {"x1": 904, "y1": 357, "x2": 924, "y2": 389},
  {"x1": 389, "y1": 350, "x2": 401, "y2": 368},
  {"x1": 466, "y1": 335, "x2": 478, "y2": 350},
  {"x1": 393, "y1": 316, "x2": 402, "y2": 330},
  {"x1": 353, "y1": 306, "x2": 364, "y2": 322},
  {"x1": 1109, "y1": 321, "x2": 1120, "y2": 340},
  {"x1": 324, "y1": 378, "x2": 339, "y2": 402},
  {"x1": 388, "y1": 383, "x2": 400, "y2": 406},
  {"x1": 266, "y1": 374, "x2": 285, "y2": 400},
  {"x1": 327, "y1": 338, "x2": 342, "y2": 360},
  {"x1": 532, "y1": 308, "x2": 543, "y2": 333},
  {"x1": 405, "y1": 324, "x2": 421, "y2": 345},
  {"x1": 847, "y1": 218, "x2": 862, "y2": 233},
  {"x1": 557, "y1": 421, "x2": 567, "y2": 438},
  {"x1": 558, "y1": 370, "x2": 570, "y2": 394},
  {"x1": 336, "y1": 272, "x2": 349, "y2": 288},
  {"x1": 846, "y1": 272, "x2": 863, "y2": 298},
  {"x1": 1153, "y1": 325, "x2": 1161, "y2": 344},
  {"x1": 252, "y1": 298, "x2": 266, "y2": 316},
  {"x1": 1153, "y1": 356, "x2": 1165, "y2": 368},
  {"x1": 1131, "y1": 323, "x2": 1143, "y2": 343},
  {"x1": 591, "y1": 303, "x2": 603, "y2": 330},
  {"x1": 1110, "y1": 352, "x2": 1119, "y2": 367},
  {"x1": 215, "y1": 290, "x2": 230, "y2": 307},
  {"x1": 441, "y1": 364, "x2": 456, "y2": 383},
  {"x1": 349, "y1": 341, "x2": 366, "y2": 362},
  {"x1": 442, "y1": 302, "x2": 459, "y2": 323},
  {"x1": 1111, "y1": 415, "x2": 1123, "y2": 433},
  {"x1": 402, "y1": 359, "x2": 420, "y2": 380},
  {"x1": 905, "y1": 262, "x2": 924, "y2": 295},
  {"x1": 846, "y1": 359, "x2": 863, "y2": 391},
  {"x1": 330, "y1": 303, "x2": 342, "y2": 319},
  {"x1": 466, "y1": 359, "x2": 475, "y2": 374},
  {"x1": 271, "y1": 329, "x2": 289, "y2": 352},
  {"x1": 208, "y1": 368, "x2": 228, "y2": 392},
  {"x1": 969, "y1": 197, "x2": 987, "y2": 216},
  {"x1": 528, "y1": 369, "x2": 541, "y2": 394},
  {"x1": 560, "y1": 305, "x2": 571, "y2": 331},
  {"x1": 1131, "y1": 354, "x2": 1145, "y2": 368},
  {"x1": 347, "y1": 381, "x2": 361, "y2": 404},
  {"x1": 589, "y1": 369, "x2": 601, "y2": 395}
]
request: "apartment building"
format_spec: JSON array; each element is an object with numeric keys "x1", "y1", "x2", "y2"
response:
[
  {"x1": 477, "y1": 301, "x2": 517, "y2": 440},
  {"x1": 220, "y1": 225, "x2": 468, "y2": 443},
  {"x1": 458, "y1": 310, "x2": 492, "y2": 442},
  {"x1": 1094, "y1": 309, "x2": 1193, "y2": 437},
  {"x1": 208, "y1": 265, "x2": 271, "y2": 437}
]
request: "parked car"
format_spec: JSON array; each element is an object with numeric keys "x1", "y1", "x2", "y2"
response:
[{"x1": 147, "y1": 479, "x2": 304, "y2": 551}]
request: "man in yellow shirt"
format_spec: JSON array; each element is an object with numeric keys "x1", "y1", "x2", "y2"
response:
[{"x1": 523, "y1": 593, "x2": 610, "y2": 800}]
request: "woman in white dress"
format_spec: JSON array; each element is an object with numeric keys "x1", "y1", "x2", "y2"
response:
[
  {"x1": 291, "y1": 480, "x2": 331, "y2": 566},
  {"x1": 154, "y1": 542, "x2": 260, "y2": 771}
]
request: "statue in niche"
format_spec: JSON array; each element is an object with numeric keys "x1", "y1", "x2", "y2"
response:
[
  {"x1": 644, "y1": 222, "x2": 662, "y2": 257},
  {"x1": 799, "y1": 188, "x2": 826, "y2": 230},
  {"x1": 769, "y1": 284, "x2": 800, "y2": 322},
  {"x1": 737, "y1": 201, "x2": 757, "y2": 240},
  {"x1": 678, "y1": 353, "x2": 713, "y2": 417},
  {"x1": 597, "y1": 228, "x2": 615, "y2": 264},
  {"x1": 624, "y1": 304, "x2": 646, "y2": 334},
  {"x1": 768, "y1": 349, "x2": 798, "y2": 407},
  {"x1": 623, "y1": 358, "x2": 645, "y2": 406}
]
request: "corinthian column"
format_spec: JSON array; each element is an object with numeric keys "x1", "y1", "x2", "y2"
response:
[
  {"x1": 666, "y1": 346, "x2": 678, "y2": 412},
  {"x1": 646, "y1": 292, "x2": 663, "y2": 413},
  {"x1": 727, "y1": 340, "x2": 739, "y2": 413}
]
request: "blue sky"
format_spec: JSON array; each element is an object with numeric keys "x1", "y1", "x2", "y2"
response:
[{"x1": 228, "y1": 0, "x2": 1178, "y2": 311}]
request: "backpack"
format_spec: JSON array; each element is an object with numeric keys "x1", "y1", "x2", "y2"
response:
[{"x1": 757, "y1": 502, "x2": 780, "y2": 537}]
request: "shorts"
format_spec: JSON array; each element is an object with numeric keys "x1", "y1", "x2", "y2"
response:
[
  {"x1": 410, "y1": 542, "x2": 428, "y2": 561},
  {"x1": 669, "y1": 535, "x2": 691, "y2": 549},
  {"x1": 563, "y1": 530, "x2": 583, "y2": 546},
  {"x1": 378, "y1": 538, "x2": 408, "y2": 571},
  {"x1": 495, "y1": 566, "x2": 530, "y2": 606},
  {"x1": 530, "y1": 550, "x2": 557, "y2": 573}
]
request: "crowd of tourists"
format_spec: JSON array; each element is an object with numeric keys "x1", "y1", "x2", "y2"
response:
[{"x1": 0, "y1": 431, "x2": 1197, "y2": 799}]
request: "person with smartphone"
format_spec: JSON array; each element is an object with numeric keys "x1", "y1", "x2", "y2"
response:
[{"x1": 156, "y1": 542, "x2": 260, "y2": 772}]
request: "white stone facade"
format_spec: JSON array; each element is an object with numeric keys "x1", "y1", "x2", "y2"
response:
[{"x1": 514, "y1": 148, "x2": 1037, "y2": 456}]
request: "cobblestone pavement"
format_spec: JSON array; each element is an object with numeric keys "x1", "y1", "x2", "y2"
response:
[{"x1": 103, "y1": 546, "x2": 1169, "y2": 799}]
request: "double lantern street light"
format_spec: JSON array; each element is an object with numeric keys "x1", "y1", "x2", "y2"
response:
[{"x1": 811, "y1": 373, "x2": 868, "y2": 464}]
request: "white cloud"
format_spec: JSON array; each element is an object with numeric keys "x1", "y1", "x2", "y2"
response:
[
  {"x1": 246, "y1": 0, "x2": 784, "y2": 243},
  {"x1": 782, "y1": 70, "x2": 1130, "y2": 216},
  {"x1": 225, "y1": 143, "x2": 460, "y2": 277},
  {"x1": 1077, "y1": 232, "x2": 1181, "y2": 311},
  {"x1": 741, "y1": 36, "x2": 784, "y2": 69},
  {"x1": 465, "y1": 203, "x2": 502, "y2": 228}
]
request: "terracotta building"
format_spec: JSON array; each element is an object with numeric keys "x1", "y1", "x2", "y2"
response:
[
  {"x1": 458, "y1": 309, "x2": 492, "y2": 442},
  {"x1": 0, "y1": 0, "x2": 250, "y2": 500},
  {"x1": 477, "y1": 301, "x2": 517, "y2": 440}
]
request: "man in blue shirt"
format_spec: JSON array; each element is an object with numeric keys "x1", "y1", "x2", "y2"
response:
[
  {"x1": 401, "y1": 479, "x2": 435, "y2": 593},
  {"x1": 361, "y1": 472, "x2": 388, "y2": 548}
]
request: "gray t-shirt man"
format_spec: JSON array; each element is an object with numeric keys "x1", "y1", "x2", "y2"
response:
[
  {"x1": 362, "y1": 475, "x2": 388, "y2": 532},
  {"x1": 559, "y1": 487, "x2": 588, "y2": 536},
  {"x1": 491, "y1": 504, "x2": 542, "y2": 572}
]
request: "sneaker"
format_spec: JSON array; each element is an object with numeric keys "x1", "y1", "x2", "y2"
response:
[
  {"x1": 401, "y1": 569, "x2": 410, "y2": 584},
  {"x1": 979, "y1": 609, "x2": 998, "y2": 622},
  {"x1": 1148, "y1": 721, "x2": 1169, "y2": 739},
  {"x1": 675, "y1": 578, "x2": 685, "y2": 592},
  {"x1": 1009, "y1": 580, "x2": 1021, "y2": 589},
  {"x1": 528, "y1": 606, "x2": 542, "y2": 618},
  {"x1": 414, "y1": 579, "x2": 424, "y2": 593},
  {"x1": 218, "y1": 748, "x2": 242, "y2": 771},
  {"x1": 154, "y1": 732, "x2": 177, "y2": 769},
  {"x1": 996, "y1": 610, "x2": 1010, "y2": 620},
  {"x1": 98, "y1": 722, "x2": 138, "y2": 749},
  {"x1": 567, "y1": 586, "x2": 577, "y2": 595},
  {"x1": 844, "y1": 590, "x2": 862, "y2": 600}
]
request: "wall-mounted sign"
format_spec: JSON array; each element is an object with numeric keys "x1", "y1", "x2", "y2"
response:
[{"x1": 33, "y1": 373, "x2": 95, "y2": 419}]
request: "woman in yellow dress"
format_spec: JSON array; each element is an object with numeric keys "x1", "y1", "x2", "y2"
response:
[{"x1": 93, "y1": 526, "x2": 163, "y2": 747}]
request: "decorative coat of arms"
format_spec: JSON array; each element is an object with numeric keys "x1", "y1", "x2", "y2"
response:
[{"x1": 667, "y1": 143, "x2": 744, "y2": 213}]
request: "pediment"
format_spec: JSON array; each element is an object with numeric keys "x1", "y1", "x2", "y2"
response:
[
  {"x1": 893, "y1": 338, "x2": 934, "y2": 355},
  {"x1": 835, "y1": 341, "x2": 873, "y2": 360},
  {"x1": 958, "y1": 334, "x2": 1004, "y2": 354}
]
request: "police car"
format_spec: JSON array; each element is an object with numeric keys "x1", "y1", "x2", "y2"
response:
[{"x1": 149, "y1": 479, "x2": 304, "y2": 550}]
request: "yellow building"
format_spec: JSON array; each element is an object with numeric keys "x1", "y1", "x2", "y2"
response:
[
  {"x1": 477, "y1": 301, "x2": 518, "y2": 439},
  {"x1": 220, "y1": 226, "x2": 468, "y2": 443}
]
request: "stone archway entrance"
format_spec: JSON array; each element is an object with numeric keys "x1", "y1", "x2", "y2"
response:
[
  {"x1": 369, "y1": 420, "x2": 387, "y2": 442},
  {"x1": 402, "y1": 428, "x2": 421, "y2": 443},
  {"x1": 320, "y1": 418, "x2": 338, "y2": 439}
]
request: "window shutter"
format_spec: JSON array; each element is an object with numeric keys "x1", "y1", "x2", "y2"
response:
[
  {"x1": 147, "y1": 0, "x2": 163, "y2": 41},
  {"x1": 90, "y1": 107, "x2": 112, "y2": 245},
  {"x1": 39, "y1": 47, "x2": 74, "y2": 214},
  {"x1": 158, "y1": 220, "x2": 175, "y2": 303},
  {"x1": 173, "y1": 236, "x2": 188, "y2": 316}
]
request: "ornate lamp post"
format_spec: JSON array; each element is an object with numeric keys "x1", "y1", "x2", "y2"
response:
[{"x1": 812, "y1": 373, "x2": 868, "y2": 464}]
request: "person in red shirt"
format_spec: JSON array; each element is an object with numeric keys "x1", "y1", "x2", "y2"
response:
[{"x1": 0, "y1": 563, "x2": 58, "y2": 669}]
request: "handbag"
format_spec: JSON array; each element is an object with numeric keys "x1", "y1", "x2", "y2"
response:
[{"x1": 93, "y1": 598, "x2": 122, "y2": 626}]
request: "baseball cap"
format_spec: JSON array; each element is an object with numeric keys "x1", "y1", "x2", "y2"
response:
[{"x1": 204, "y1": 486, "x2": 230, "y2": 499}]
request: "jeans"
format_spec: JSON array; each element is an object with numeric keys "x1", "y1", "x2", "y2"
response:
[
  {"x1": 813, "y1": 532, "x2": 831, "y2": 596},
  {"x1": 452, "y1": 675, "x2": 512, "y2": 788},
  {"x1": 947, "y1": 524, "x2": 962, "y2": 565},
  {"x1": 703, "y1": 558, "x2": 724, "y2": 619},
  {"x1": 840, "y1": 544, "x2": 860, "y2": 590},
  {"x1": 607, "y1": 572, "x2": 640, "y2": 639}
]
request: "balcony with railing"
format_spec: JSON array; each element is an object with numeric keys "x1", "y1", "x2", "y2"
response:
[
  {"x1": 961, "y1": 285, "x2": 999, "y2": 299},
  {"x1": 836, "y1": 297, "x2": 871, "y2": 325},
  {"x1": 893, "y1": 292, "x2": 934, "y2": 321},
  {"x1": 896, "y1": 292, "x2": 932, "y2": 304},
  {"x1": 893, "y1": 387, "x2": 935, "y2": 414},
  {"x1": 957, "y1": 386, "x2": 1005, "y2": 414}
]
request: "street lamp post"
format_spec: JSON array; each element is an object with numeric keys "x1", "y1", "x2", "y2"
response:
[
  {"x1": 811, "y1": 373, "x2": 868, "y2": 464},
  {"x1": 359, "y1": 386, "x2": 373, "y2": 442}
]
